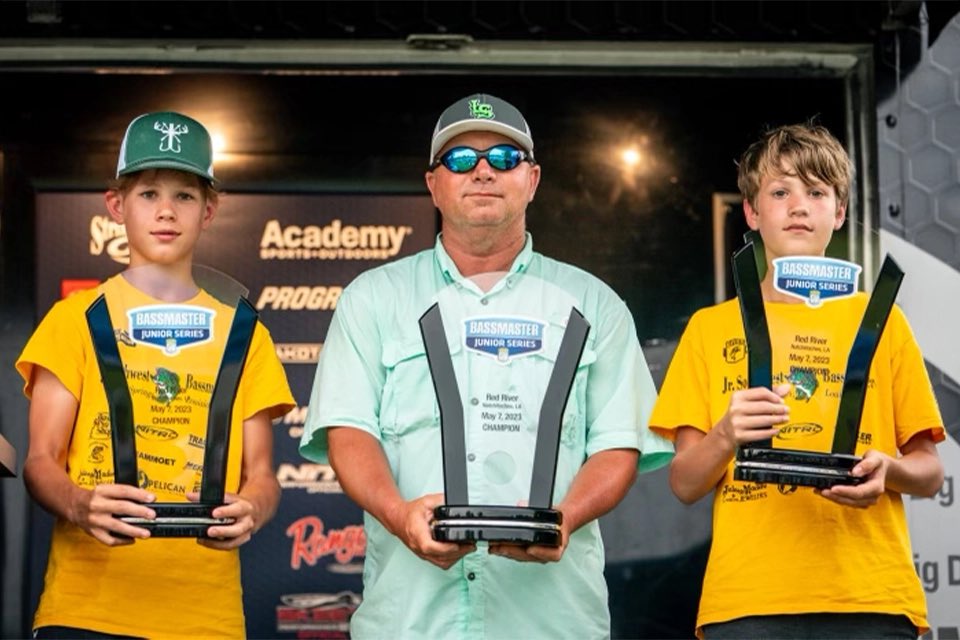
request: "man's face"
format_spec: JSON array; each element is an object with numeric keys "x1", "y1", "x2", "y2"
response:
[
  {"x1": 425, "y1": 131, "x2": 540, "y2": 238},
  {"x1": 744, "y1": 168, "x2": 845, "y2": 261}
]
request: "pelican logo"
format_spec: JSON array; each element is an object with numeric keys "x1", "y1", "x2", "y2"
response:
[
  {"x1": 469, "y1": 99, "x2": 495, "y2": 119},
  {"x1": 723, "y1": 338, "x2": 746, "y2": 364},
  {"x1": 154, "y1": 121, "x2": 188, "y2": 153}
]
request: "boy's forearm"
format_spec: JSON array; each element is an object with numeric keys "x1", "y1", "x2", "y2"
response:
[
  {"x1": 669, "y1": 427, "x2": 736, "y2": 504},
  {"x1": 884, "y1": 444, "x2": 944, "y2": 498},
  {"x1": 237, "y1": 471, "x2": 281, "y2": 533},
  {"x1": 24, "y1": 454, "x2": 86, "y2": 524}
]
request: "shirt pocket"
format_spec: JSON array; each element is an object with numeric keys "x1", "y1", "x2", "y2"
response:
[
  {"x1": 532, "y1": 322, "x2": 597, "y2": 450},
  {"x1": 380, "y1": 335, "x2": 457, "y2": 439}
]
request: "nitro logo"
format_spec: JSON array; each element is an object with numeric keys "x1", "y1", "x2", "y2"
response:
[
  {"x1": 464, "y1": 316, "x2": 545, "y2": 363},
  {"x1": 255, "y1": 286, "x2": 342, "y2": 311},
  {"x1": 89, "y1": 215, "x2": 129, "y2": 264},
  {"x1": 286, "y1": 516, "x2": 366, "y2": 569},
  {"x1": 277, "y1": 463, "x2": 341, "y2": 494},
  {"x1": 127, "y1": 304, "x2": 214, "y2": 355},
  {"x1": 776, "y1": 422, "x2": 824, "y2": 440},
  {"x1": 773, "y1": 257, "x2": 861, "y2": 307},
  {"x1": 260, "y1": 219, "x2": 412, "y2": 260}
]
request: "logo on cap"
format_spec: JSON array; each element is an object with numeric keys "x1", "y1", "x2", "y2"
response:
[
  {"x1": 154, "y1": 121, "x2": 189, "y2": 153},
  {"x1": 468, "y1": 99, "x2": 495, "y2": 120}
]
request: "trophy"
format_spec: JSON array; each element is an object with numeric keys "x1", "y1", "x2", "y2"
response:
[
  {"x1": 85, "y1": 266, "x2": 256, "y2": 537},
  {"x1": 418, "y1": 275, "x2": 590, "y2": 546},
  {"x1": 732, "y1": 232, "x2": 904, "y2": 488}
]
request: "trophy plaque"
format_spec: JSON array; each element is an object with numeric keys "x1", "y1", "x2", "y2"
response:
[
  {"x1": 732, "y1": 234, "x2": 904, "y2": 489},
  {"x1": 418, "y1": 278, "x2": 590, "y2": 547},
  {"x1": 85, "y1": 266, "x2": 257, "y2": 537}
]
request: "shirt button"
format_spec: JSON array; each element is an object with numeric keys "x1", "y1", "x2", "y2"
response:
[
  {"x1": 467, "y1": 572, "x2": 476, "y2": 581},
  {"x1": 467, "y1": 453, "x2": 476, "y2": 462},
  {"x1": 480, "y1": 298, "x2": 489, "y2": 305},
  {"x1": 471, "y1": 398, "x2": 479, "y2": 406}
]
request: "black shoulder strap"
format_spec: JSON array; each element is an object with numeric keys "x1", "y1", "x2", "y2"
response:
[{"x1": 86, "y1": 294, "x2": 138, "y2": 487}]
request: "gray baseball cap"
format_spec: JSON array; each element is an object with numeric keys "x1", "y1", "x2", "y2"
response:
[
  {"x1": 117, "y1": 111, "x2": 216, "y2": 183},
  {"x1": 429, "y1": 94, "x2": 535, "y2": 163}
]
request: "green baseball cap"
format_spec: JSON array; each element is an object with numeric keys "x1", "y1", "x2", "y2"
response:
[
  {"x1": 116, "y1": 111, "x2": 216, "y2": 183},
  {"x1": 430, "y1": 93, "x2": 535, "y2": 163}
]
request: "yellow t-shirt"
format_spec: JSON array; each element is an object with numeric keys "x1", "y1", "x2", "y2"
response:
[
  {"x1": 649, "y1": 294, "x2": 944, "y2": 637},
  {"x1": 17, "y1": 274, "x2": 295, "y2": 638}
]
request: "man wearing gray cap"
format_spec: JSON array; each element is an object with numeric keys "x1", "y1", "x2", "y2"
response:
[{"x1": 301, "y1": 93, "x2": 671, "y2": 638}]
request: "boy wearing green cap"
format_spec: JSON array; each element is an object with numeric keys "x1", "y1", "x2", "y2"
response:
[{"x1": 17, "y1": 112, "x2": 294, "y2": 638}]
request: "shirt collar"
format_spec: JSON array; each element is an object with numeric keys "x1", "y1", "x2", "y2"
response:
[{"x1": 434, "y1": 232, "x2": 533, "y2": 287}]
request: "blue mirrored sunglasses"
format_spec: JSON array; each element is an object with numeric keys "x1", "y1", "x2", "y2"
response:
[{"x1": 430, "y1": 144, "x2": 532, "y2": 173}]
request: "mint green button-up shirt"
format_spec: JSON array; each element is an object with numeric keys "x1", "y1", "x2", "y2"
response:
[{"x1": 301, "y1": 234, "x2": 672, "y2": 639}]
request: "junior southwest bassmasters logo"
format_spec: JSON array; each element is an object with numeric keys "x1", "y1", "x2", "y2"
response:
[
  {"x1": 464, "y1": 316, "x2": 545, "y2": 363},
  {"x1": 127, "y1": 304, "x2": 215, "y2": 355},
  {"x1": 723, "y1": 338, "x2": 746, "y2": 364}
]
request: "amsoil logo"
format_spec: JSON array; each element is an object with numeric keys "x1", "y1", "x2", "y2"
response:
[
  {"x1": 277, "y1": 463, "x2": 341, "y2": 494},
  {"x1": 89, "y1": 215, "x2": 129, "y2": 264},
  {"x1": 255, "y1": 286, "x2": 342, "y2": 311},
  {"x1": 286, "y1": 516, "x2": 366, "y2": 569},
  {"x1": 259, "y1": 219, "x2": 412, "y2": 260}
]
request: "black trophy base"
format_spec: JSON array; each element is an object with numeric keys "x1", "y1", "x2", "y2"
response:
[
  {"x1": 118, "y1": 502, "x2": 235, "y2": 538},
  {"x1": 432, "y1": 505, "x2": 562, "y2": 547},
  {"x1": 734, "y1": 448, "x2": 864, "y2": 489}
]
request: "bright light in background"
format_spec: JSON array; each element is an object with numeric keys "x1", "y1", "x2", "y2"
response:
[
  {"x1": 622, "y1": 147, "x2": 641, "y2": 168},
  {"x1": 211, "y1": 132, "x2": 226, "y2": 162}
]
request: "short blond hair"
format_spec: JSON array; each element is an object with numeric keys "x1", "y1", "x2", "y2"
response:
[{"x1": 737, "y1": 123, "x2": 852, "y2": 209}]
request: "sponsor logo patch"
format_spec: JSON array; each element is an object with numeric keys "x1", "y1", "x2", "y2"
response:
[
  {"x1": 772, "y1": 256, "x2": 861, "y2": 307},
  {"x1": 464, "y1": 316, "x2": 545, "y2": 363},
  {"x1": 127, "y1": 304, "x2": 215, "y2": 355}
]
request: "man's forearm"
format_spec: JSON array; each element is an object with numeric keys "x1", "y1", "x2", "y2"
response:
[
  {"x1": 556, "y1": 448, "x2": 638, "y2": 533},
  {"x1": 327, "y1": 427, "x2": 406, "y2": 536}
]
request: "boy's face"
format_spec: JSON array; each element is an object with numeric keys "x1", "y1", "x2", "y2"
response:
[
  {"x1": 743, "y1": 168, "x2": 845, "y2": 262},
  {"x1": 106, "y1": 169, "x2": 216, "y2": 270}
]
